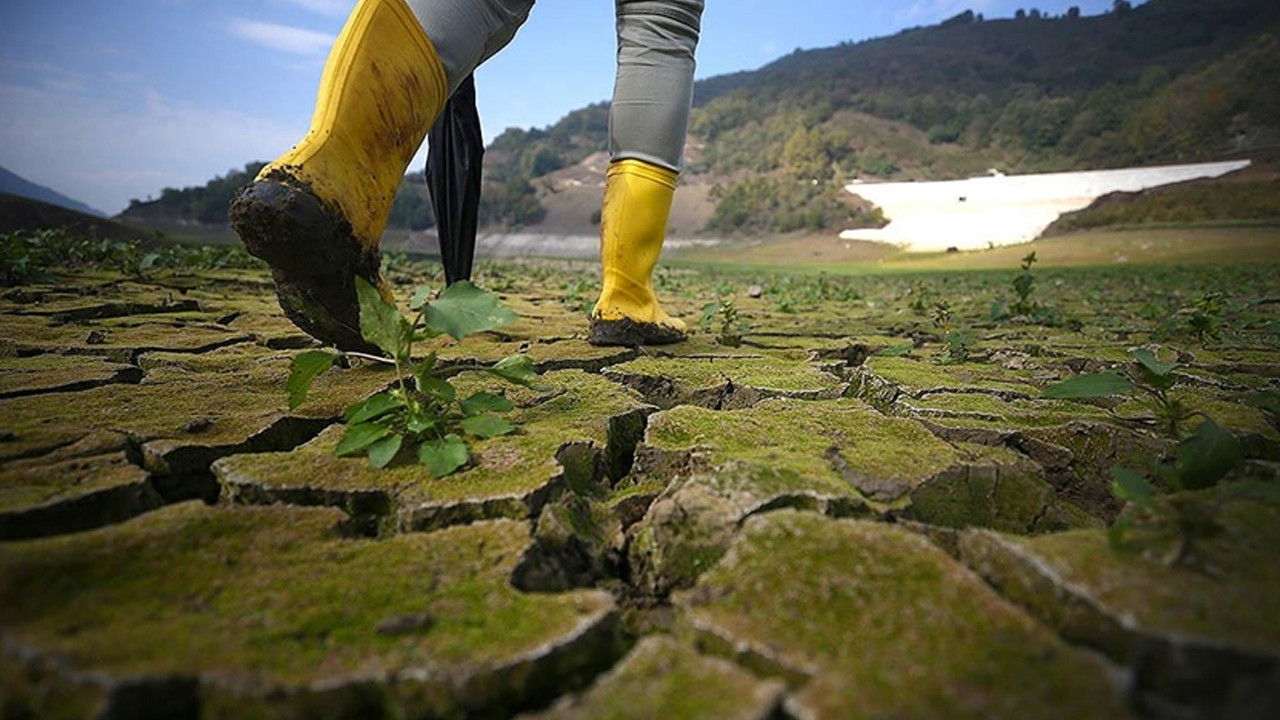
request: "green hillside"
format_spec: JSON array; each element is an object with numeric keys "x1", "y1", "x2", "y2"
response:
[{"x1": 130, "y1": 0, "x2": 1280, "y2": 237}]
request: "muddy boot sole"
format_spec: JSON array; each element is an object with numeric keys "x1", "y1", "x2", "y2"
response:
[
  {"x1": 229, "y1": 177, "x2": 383, "y2": 354},
  {"x1": 588, "y1": 317, "x2": 687, "y2": 347}
]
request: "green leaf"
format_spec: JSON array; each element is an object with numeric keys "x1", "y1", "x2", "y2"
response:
[
  {"x1": 488, "y1": 354, "x2": 539, "y2": 387},
  {"x1": 405, "y1": 412, "x2": 437, "y2": 435},
  {"x1": 1111, "y1": 467, "x2": 1157, "y2": 509},
  {"x1": 411, "y1": 352, "x2": 438, "y2": 392},
  {"x1": 418, "y1": 376, "x2": 456, "y2": 405},
  {"x1": 344, "y1": 391, "x2": 405, "y2": 424},
  {"x1": 419, "y1": 434, "x2": 469, "y2": 477},
  {"x1": 460, "y1": 392, "x2": 515, "y2": 417},
  {"x1": 336, "y1": 422, "x2": 393, "y2": 457},
  {"x1": 366, "y1": 433, "x2": 403, "y2": 469},
  {"x1": 1176, "y1": 418, "x2": 1243, "y2": 491},
  {"x1": 286, "y1": 350, "x2": 338, "y2": 409},
  {"x1": 425, "y1": 280, "x2": 518, "y2": 340},
  {"x1": 356, "y1": 276, "x2": 409, "y2": 359},
  {"x1": 1043, "y1": 372, "x2": 1135, "y2": 399},
  {"x1": 461, "y1": 414, "x2": 516, "y2": 439},
  {"x1": 409, "y1": 285, "x2": 433, "y2": 311},
  {"x1": 699, "y1": 302, "x2": 721, "y2": 329},
  {"x1": 1133, "y1": 348, "x2": 1177, "y2": 377}
]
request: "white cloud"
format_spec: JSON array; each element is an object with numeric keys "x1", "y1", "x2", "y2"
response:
[
  {"x1": 0, "y1": 71, "x2": 304, "y2": 215},
  {"x1": 275, "y1": 0, "x2": 351, "y2": 17},
  {"x1": 228, "y1": 19, "x2": 334, "y2": 56}
]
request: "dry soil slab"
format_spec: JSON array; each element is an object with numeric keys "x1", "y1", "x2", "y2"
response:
[
  {"x1": 674, "y1": 510, "x2": 1133, "y2": 720},
  {"x1": 214, "y1": 370, "x2": 654, "y2": 534},
  {"x1": 521, "y1": 635, "x2": 783, "y2": 720},
  {"x1": 0, "y1": 503, "x2": 620, "y2": 720},
  {"x1": 961, "y1": 496, "x2": 1280, "y2": 718}
]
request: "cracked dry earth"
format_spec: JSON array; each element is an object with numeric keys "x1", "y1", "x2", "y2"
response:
[{"x1": 2, "y1": 261, "x2": 1279, "y2": 720}]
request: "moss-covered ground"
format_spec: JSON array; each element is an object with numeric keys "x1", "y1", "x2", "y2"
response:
[{"x1": 1, "y1": 251, "x2": 1278, "y2": 719}]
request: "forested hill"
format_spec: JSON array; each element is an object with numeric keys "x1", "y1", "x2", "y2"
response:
[
  {"x1": 686, "y1": 0, "x2": 1280, "y2": 177},
  {"x1": 465, "y1": 0, "x2": 1280, "y2": 233},
  {"x1": 128, "y1": 0, "x2": 1280, "y2": 236}
]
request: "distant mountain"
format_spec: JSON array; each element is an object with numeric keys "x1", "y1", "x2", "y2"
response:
[
  {"x1": 483, "y1": 0, "x2": 1280, "y2": 235},
  {"x1": 0, "y1": 166, "x2": 105, "y2": 218},
  {"x1": 144, "y1": 0, "x2": 1280, "y2": 239},
  {"x1": 0, "y1": 191, "x2": 158, "y2": 242}
]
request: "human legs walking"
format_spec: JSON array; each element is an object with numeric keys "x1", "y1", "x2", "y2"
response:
[
  {"x1": 590, "y1": 0, "x2": 705, "y2": 346},
  {"x1": 231, "y1": 0, "x2": 704, "y2": 349},
  {"x1": 230, "y1": 0, "x2": 532, "y2": 351}
]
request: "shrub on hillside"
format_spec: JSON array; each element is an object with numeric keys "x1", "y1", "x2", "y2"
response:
[{"x1": 706, "y1": 177, "x2": 885, "y2": 235}]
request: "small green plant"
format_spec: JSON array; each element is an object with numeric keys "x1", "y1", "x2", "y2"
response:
[
  {"x1": 1043, "y1": 347, "x2": 1278, "y2": 565},
  {"x1": 1044, "y1": 347, "x2": 1193, "y2": 437},
  {"x1": 1156, "y1": 290, "x2": 1229, "y2": 345},
  {"x1": 1011, "y1": 251, "x2": 1038, "y2": 316},
  {"x1": 561, "y1": 278, "x2": 595, "y2": 317},
  {"x1": 699, "y1": 298, "x2": 750, "y2": 346},
  {"x1": 1103, "y1": 416, "x2": 1279, "y2": 567},
  {"x1": 931, "y1": 299, "x2": 975, "y2": 364},
  {"x1": 1, "y1": 228, "x2": 264, "y2": 285},
  {"x1": 287, "y1": 278, "x2": 539, "y2": 476},
  {"x1": 907, "y1": 281, "x2": 934, "y2": 315}
]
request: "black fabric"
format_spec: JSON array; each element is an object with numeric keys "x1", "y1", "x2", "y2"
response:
[{"x1": 426, "y1": 73, "x2": 484, "y2": 286}]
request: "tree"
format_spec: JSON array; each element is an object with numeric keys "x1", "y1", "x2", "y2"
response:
[
  {"x1": 1067, "y1": 6, "x2": 1081, "y2": 19},
  {"x1": 478, "y1": 177, "x2": 546, "y2": 229}
]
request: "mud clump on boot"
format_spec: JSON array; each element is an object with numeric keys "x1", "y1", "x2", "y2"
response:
[
  {"x1": 588, "y1": 316, "x2": 687, "y2": 347},
  {"x1": 230, "y1": 177, "x2": 383, "y2": 354}
]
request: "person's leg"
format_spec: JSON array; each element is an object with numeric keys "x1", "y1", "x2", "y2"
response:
[
  {"x1": 590, "y1": 0, "x2": 704, "y2": 346},
  {"x1": 231, "y1": 0, "x2": 533, "y2": 352}
]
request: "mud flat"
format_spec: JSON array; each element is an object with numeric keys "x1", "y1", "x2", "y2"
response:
[{"x1": 2, "y1": 259, "x2": 1278, "y2": 719}]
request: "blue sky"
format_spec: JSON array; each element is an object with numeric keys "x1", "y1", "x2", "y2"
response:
[{"x1": 0, "y1": 0, "x2": 1134, "y2": 215}]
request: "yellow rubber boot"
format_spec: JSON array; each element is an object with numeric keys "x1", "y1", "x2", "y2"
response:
[
  {"x1": 588, "y1": 160, "x2": 688, "y2": 346},
  {"x1": 230, "y1": 0, "x2": 445, "y2": 351}
]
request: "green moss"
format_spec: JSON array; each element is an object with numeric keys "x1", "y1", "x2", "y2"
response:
[
  {"x1": 1114, "y1": 388, "x2": 1280, "y2": 442},
  {"x1": 215, "y1": 371, "x2": 651, "y2": 530},
  {"x1": 966, "y1": 498, "x2": 1280, "y2": 656},
  {"x1": 0, "y1": 503, "x2": 613, "y2": 696},
  {"x1": 904, "y1": 392, "x2": 1111, "y2": 429},
  {"x1": 524, "y1": 340, "x2": 638, "y2": 371},
  {"x1": 644, "y1": 398, "x2": 961, "y2": 494},
  {"x1": 677, "y1": 511, "x2": 1130, "y2": 719},
  {"x1": 908, "y1": 463, "x2": 1101, "y2": 534},
  {"x1": 608, "y1": 477, "x2": 666, "y2": 506},
  {"x1": 0, "y1": 355, "x2": 139, "y2": 397},
  {"x1": 1039, "y1": 344, "x2": 1142, "y2": 364},
  {"x1": 606, "y1": 354, "x2": 845, "y2": 397},
  {"x1": 0, "y1": 346, "x2": 392, "y2": 463},
  {"x1": 527, "y1": 636, "x2": 782, "y2": 720},
  {"x1": 0, "y1": 452, "x2": 149, "y2": 514},
  {"x1": 864, "y1": 356, "x2": 1043, "y2": 397},
  {"x1": 0, "y1": 649, "x2": 105, "y2": 720}
]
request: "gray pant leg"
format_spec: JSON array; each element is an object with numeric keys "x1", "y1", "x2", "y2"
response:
[
  {"x1": 406, "y1": 0, "x2": 535, "y2": 95},
  {"x1": 610, "y1": 0, "x2": 704, "y2": 172}
]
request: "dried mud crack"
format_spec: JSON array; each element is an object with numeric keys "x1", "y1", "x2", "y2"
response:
[{"x1": 3, "y1": 264, "x2": 1279, "y2": 720}]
